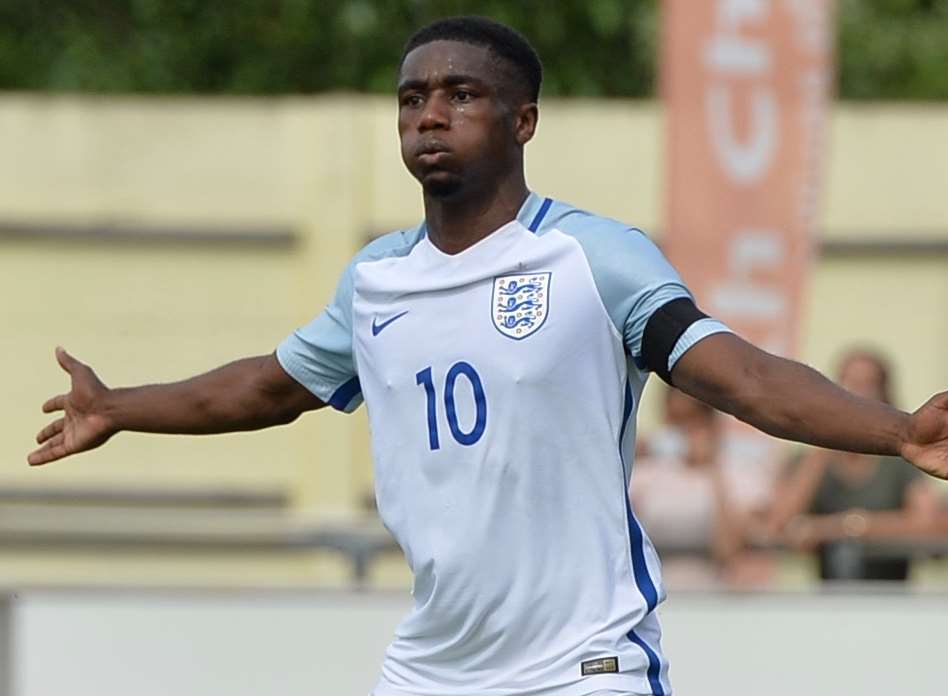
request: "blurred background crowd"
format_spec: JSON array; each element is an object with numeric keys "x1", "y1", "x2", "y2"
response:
[
  {"x1": 636, "y1": 358, "x2": 946, "y2": 589},
  {"x1": 3, "y1": 0, "x2": 948, "y2": 595}
]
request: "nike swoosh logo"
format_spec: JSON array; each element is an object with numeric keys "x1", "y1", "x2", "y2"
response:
[{"x1": 371, "y1": 311, "x2": 409, "y2": 336}]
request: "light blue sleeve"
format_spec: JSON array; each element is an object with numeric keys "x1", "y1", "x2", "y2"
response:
[
  {"x1": 541, "y1": 203, "x2": 731, "y2": 375},
  {"x1": 276, "y1": 260, "x2": 363, "y2": 412},
  {"x1": 276, "y1": 227, "x2": 422, "y2": 412}
]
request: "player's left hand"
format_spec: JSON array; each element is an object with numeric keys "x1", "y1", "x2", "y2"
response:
[{"x1": 901, "y1": 391, "x2": 948, "y2": 480}]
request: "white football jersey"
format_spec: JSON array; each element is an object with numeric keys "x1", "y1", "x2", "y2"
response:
[{"x1": 278, "y1": 193, "x2": 729, "y2": 696}]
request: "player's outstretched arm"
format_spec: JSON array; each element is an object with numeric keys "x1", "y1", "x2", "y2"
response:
[
  {"x1": 670, "y1": 333, "x2": 948, "y2": 480},
  {"x1": 28, "y1": 347, "x2": 325, "y2": 467}
]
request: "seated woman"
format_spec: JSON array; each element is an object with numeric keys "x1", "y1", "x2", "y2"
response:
[
  {"x1": 632, "y1": 389, "x2": 744, "y2": 588},
  {"x1": 768, "y1": 347, "x2": 939, "y2": 581}
]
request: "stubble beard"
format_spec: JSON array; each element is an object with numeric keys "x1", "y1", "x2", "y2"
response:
[{"x1": 421, "y1": 172, "x2": 465, "y2": 199}]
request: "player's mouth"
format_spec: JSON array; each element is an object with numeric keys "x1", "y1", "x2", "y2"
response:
[{"x1": 415, "y1": 140, "x2": 452, "y2": 165}]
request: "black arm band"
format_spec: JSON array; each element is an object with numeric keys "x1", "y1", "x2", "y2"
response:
[{"x1": 641, "y1": 298, "x2": 708, "y2": 385}]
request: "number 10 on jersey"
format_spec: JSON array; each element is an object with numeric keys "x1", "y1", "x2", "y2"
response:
[{"x1": 415, "y1": 362, "x2": 487, "y2": 450}]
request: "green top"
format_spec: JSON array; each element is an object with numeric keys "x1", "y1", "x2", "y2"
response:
[
  {"x1": 810, "y1": 455, "x2": 920, "y2": 516},
  {"x1": 806, "y1": 455, "x2": 921, "y2": 581}
]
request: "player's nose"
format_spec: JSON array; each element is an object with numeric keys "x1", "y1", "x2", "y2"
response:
[{"x1": 418, "y1": 94, "x2": 450, "y2": 132}]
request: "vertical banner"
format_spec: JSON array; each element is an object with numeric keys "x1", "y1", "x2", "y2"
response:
[{"x1": 661, "y1": 0, "x2": 834, "y2": 505}]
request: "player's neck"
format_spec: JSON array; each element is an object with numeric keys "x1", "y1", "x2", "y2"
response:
[{"x1": 423, "y1": 174, "x2": 529, "y2": 256}]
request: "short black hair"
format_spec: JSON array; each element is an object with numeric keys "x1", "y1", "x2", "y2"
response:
[{"x1": 401, "y1": 16, "x2": 543, "y2": 103}]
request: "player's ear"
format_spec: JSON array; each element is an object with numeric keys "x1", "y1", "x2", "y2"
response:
[{"x1": 514, "y1": 102, "x2": 538, "y2": 146}]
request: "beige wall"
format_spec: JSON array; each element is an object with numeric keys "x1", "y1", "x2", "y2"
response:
[{"x1": 3, "y1": 95, "x2": 947, "y2": 520}]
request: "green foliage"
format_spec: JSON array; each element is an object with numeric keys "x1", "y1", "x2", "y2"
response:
[
  {"x1": 0, "y1": 0, "x2": 945, "y2": 99},
  {"x1": 838, "y1": 0, "x2": 948, "y2": 100}
]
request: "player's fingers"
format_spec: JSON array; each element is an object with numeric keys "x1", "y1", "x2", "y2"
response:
[
  {"x1": 42, "y1": 394, "x2": 66, "y2": 413},
  {"x1": 35, "y1": 418, "x2": 64, "y2": 445},
  {"x1": 27, "y1": 435, "x2": 67, "y2": 467},
  {"x1": 927, "y1": 391, "x2": 948, "y2": 411},
  {"x1": 55, "y1": 346, "x2": 79, "y2": 374}
]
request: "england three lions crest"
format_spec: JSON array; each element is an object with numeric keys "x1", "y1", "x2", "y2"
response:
[{"x1": 491, "y1": 272, "x2": 551, "y2": 340}]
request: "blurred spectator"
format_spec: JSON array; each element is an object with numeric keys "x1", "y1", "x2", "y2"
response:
[
  {"x1": 768, "y1": 348, "x2": 939, "y2": 581},
  {"x1": 632, "y1": 389, "x2": 744, "y2": 588},
  {"x1": 636, "y1": 386, "x2": 711, "y2": 460},
  {"x1": 639, "y1": 388, "x2": 778, "y2": 515}
]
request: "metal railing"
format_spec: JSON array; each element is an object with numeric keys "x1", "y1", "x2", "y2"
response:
[{"x1": 0, "y1": 485, "x2": 399, "y2": 586}]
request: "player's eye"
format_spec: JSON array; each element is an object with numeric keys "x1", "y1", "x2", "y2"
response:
[
  {"x1": 453, "y1": 90, "x2": 474, "y2": 103},
  {"x1": 401, "y1": 94, "x2": 423, "y2": 108}
]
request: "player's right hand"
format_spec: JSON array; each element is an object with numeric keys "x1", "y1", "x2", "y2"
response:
[{"x1": 28, "y1": 347, "x2": 117, "y2": 466}]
